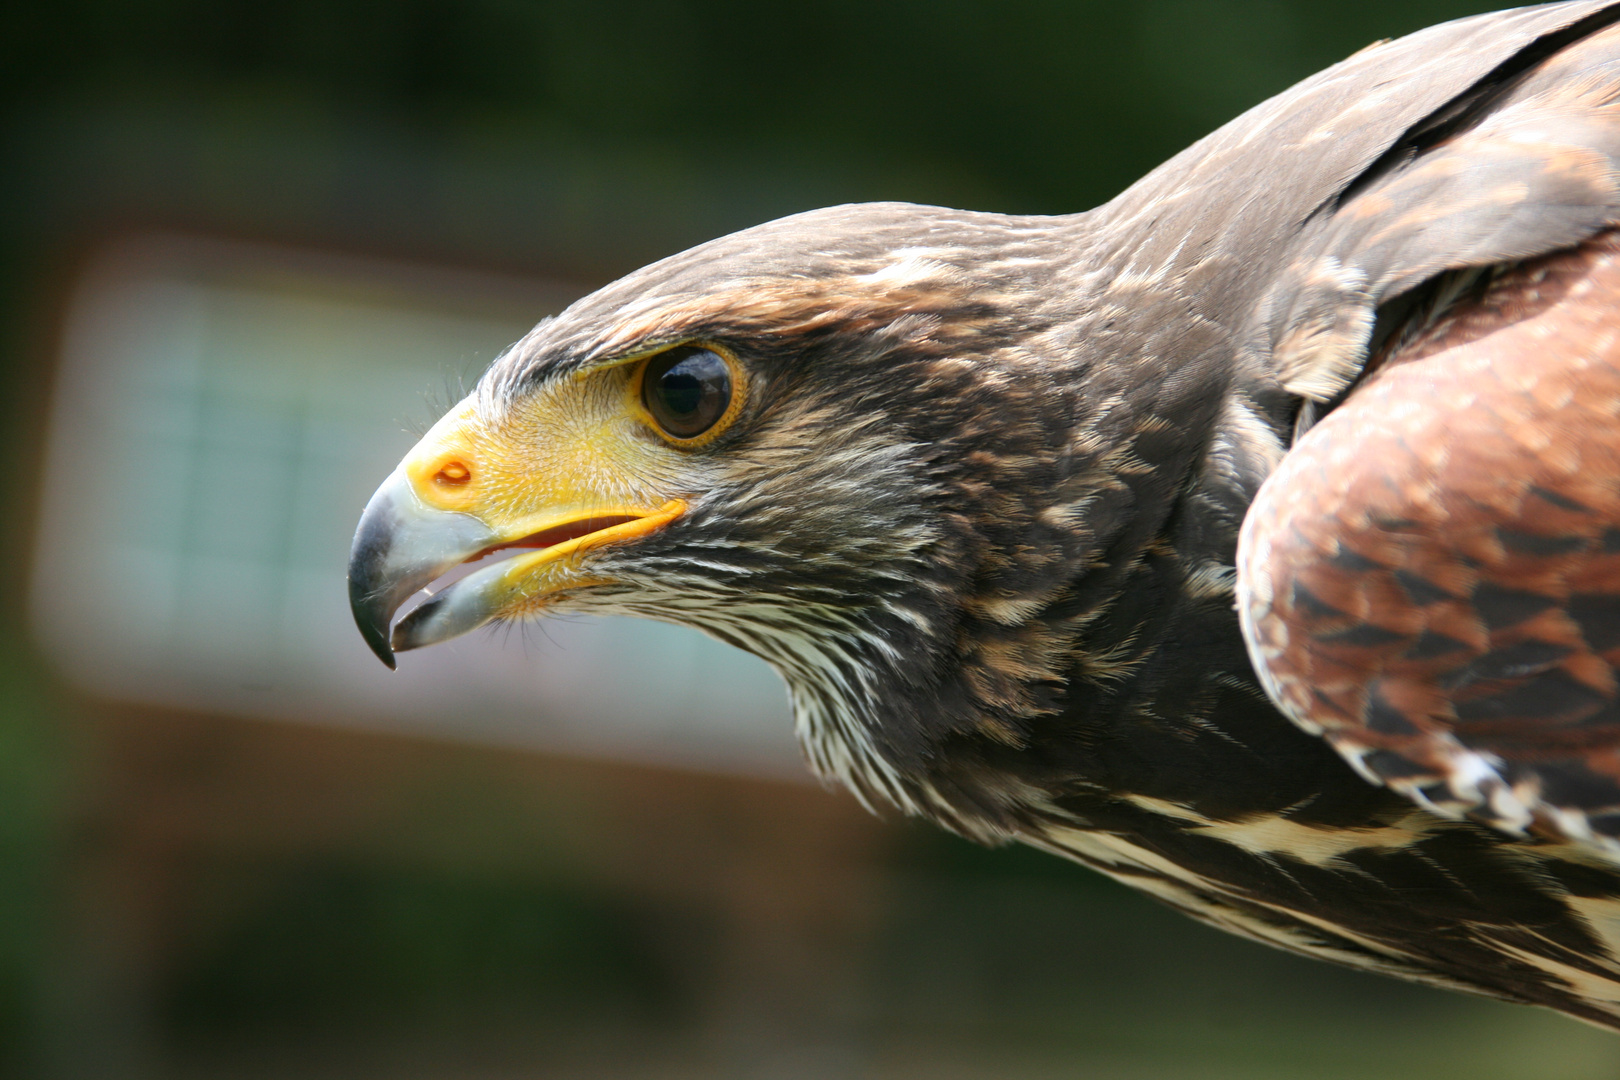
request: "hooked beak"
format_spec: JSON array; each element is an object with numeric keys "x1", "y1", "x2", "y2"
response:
[
  {"x1": 346, "y1": 467, "x2": 685, "y2": 668},
  {"x1": 347, "y1": 468, "x2": 498, "y2": 668}
]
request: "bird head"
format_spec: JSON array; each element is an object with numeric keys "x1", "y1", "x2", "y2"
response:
[{"x1": 349, "y1": 202, "x2": 1148, "y2": 818}]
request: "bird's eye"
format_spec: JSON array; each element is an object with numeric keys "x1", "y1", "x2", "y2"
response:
[{"x1": 640, "y1": 345, "x2": 733, "y2": 441}]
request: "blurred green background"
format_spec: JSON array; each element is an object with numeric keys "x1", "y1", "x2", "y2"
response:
[{"x1": 3, "y1": 2, "x2": 1620, "y2": 1078}]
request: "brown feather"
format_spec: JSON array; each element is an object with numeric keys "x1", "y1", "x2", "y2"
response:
[{"x1": 1241, "y1": 232, "x2": 1620, "y2": 850}]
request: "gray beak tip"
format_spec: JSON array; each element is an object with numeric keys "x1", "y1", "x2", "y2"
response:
[
  {"x1": 348, "y1": 572, "x2": 399, "y2": 670},
  {"x1": 347, "y1": 467, "x2": 500, "y2": 669}
]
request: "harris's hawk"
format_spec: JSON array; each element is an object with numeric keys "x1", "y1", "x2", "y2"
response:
[{"x1": 350, "y1": 1, "x2": 1620, "y2": 1028}]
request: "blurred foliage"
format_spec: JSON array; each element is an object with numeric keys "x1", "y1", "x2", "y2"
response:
[
  {"x1": 0, "y1": 660, "x2": 63, "y2": 1074},
  {"x1": 167, "y1": 860, "x2": 675, "y2": 1032},
  {"x1": 148, "y1": 822, "x2": 1620, "y2": 1079},
  {"x1": 0, "y1": 0, "x2": 1492, "y2": 216}
]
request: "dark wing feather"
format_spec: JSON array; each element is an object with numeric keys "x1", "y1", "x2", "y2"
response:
[
  {"x1": 1259, "y1": 18, "x2": 1620, "y2": 404},
  {"x1": 1095, "y1": 0, "x2": 1620, "y2": 316}
]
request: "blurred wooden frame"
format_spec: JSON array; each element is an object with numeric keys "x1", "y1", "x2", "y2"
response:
[{"x1": 47, "y1": 702, "x2": 893, "y2": 1075}]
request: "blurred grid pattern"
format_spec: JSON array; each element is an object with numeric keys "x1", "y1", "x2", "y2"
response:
[{"x1": 31, "y1": 236, "x2": 800, "y2": 775}]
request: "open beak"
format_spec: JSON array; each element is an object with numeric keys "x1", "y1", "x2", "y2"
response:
[{"x1": 346, "y1": 466, "x2": 684, "y2": 669}]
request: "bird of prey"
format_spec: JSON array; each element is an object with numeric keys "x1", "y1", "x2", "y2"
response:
[{"x1": 351, "y1": 1, "x2": 1620, "y2": 1028}]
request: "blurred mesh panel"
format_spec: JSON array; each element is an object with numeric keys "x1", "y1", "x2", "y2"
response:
[{"x1": 30, "y1": 235, "x2": 800, "y2": 776}]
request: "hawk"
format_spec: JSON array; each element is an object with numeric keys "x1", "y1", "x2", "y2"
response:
[{"x1": 350, "y1": 1, "x2": 1620, "y2": 1028}]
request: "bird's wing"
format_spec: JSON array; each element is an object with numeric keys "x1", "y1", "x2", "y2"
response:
[
  {"x1": 1096, "y1": 0, "x2": 1620, "y2": 388},
  {"x1": 1237, "y1": 20, "x2": 1620, "y2": 856}
]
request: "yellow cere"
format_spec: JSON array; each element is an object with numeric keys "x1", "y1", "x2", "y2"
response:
[{"x1": 400, "y1": 360, "x2": 700, "y2": 546}]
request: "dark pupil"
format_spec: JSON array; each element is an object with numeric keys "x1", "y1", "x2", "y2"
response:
[{"x1": 644, "y1": 346, "x2": 731, "y2": 439}]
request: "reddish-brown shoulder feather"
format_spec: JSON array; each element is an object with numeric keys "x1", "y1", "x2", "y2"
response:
[{"x1": 1240, "y1": 232, "x2": 1620, "y2": 853}]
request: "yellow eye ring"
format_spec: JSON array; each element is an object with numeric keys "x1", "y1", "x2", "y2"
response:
[{"x1": 629, "y1": 342, "x2": 747, "y2": 448}]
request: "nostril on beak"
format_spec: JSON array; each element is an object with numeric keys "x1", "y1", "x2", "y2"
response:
[{"x1": 434, "y1": 461, "x2": 472, "y2": 486}]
